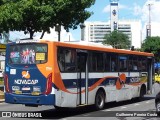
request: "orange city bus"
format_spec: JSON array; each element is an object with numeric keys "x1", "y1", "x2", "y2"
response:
[{"x1": 4, "y1": 39, "x2": 154, "y2": 109}]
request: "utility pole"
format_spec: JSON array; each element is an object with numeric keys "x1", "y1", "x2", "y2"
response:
[
  {"x1": 55, "y1": 24, "x2": 61, "y2": 42},
  {"x1": 146, "y1": 3, "x2": 153, "y2": 37}
]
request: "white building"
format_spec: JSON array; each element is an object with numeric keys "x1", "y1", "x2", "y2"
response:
[
  {"x1": 81, "y1": 0, "x2": 142, "y2": 48},
  {"x1": 150, "y1": 22, "x2": 160, "y2": 37},
  {"x1": 82, "y1": 20, "x2": 142, "y2": 48},
  {"x1": 119, "y1": 20, "x2": 142, "y2": 48}
]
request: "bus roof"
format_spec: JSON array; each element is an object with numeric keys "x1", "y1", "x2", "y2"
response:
[
  {"x1": 54, "y1": 41, "x2": 154, "y2": 57},
  {"x1": 8, "y1": 39, "x2": 154, "y2": 57}
]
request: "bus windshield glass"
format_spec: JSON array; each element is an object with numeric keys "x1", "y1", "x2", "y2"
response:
[{"x1": 9, "y1": 44, "x2": 48, "y2": 64}]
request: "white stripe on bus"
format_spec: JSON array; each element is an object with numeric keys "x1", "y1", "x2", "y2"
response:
[{"x1": 61, "y1": 72, "x2": 142, "y2": 80}]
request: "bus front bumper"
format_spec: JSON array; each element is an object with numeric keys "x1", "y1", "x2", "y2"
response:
[{"x1": 5, "y1": 93, "x2": 55, "y2": 105}]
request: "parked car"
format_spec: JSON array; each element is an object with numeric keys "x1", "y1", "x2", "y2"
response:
[{"x1": 155, "y1": 91, "x2": 160, "y2": 115}]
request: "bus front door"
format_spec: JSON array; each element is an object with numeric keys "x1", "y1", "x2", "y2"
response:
[{"x1": 77, "y1": 50, "x2": 88, "y2": 106}]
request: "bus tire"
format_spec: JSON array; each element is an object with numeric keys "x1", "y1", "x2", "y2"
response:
[
  {"x1": 95, "y1": 90, "x2": 105, "y2": 110},
  {"x1": 139, "y1": 85, "x2": 146, "y2": 101},
  {"x1": 25, "y1": 104, "x2": 38, "y2": 107},
  {"x1": 54, "y1": 106, "x2": 63, "y2": 111},
  {"x1": 156, "y1": 102, "x2": 160, "y2": 115}
]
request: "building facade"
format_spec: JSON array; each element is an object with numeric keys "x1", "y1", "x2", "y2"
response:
[
  {"x1": 82, "y1": 20, "x2": 142, "y2": 48},
  {"x1": 81, "y1": 0, "x2": 142, "y2": 48}
]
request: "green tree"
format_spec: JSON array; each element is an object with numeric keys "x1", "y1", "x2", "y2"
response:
[
  {"x1": 0, "y1": 0, "x2": 95, "y2": 39},
  {"x1": 102, "y1": 30, "x2": 131, "y2": 49},
  {"x1": 141, "y1": 36, "x2": 160, "y2": 61}
]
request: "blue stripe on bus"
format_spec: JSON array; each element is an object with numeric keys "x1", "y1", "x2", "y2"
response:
[
  {"x1": 57, "y1": 77, "x2": 144, "y2": 89},
  {"x1": 6, "y1": 64, "x2": 47, "y2": 93},
  {"x1": 5, "y1": 93, "x2": 55, "y2": 105}
]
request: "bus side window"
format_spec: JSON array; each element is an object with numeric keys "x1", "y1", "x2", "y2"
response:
[
  {"x1": 104, "y1": 53, "x2": 110, "y2": 72},
  {"x1": 64, "y1": 49, "x2": 76, "y2": 72},
  {"x1": 133, "y1": 62, "x2": 138, "y2": 71},
  {"x1": 128, "y1": 55, "x2": 134, "y2": 71},
  {"x1": 96, "y1": 53, "x2": 104, "y2": 71},
  {"x1": 111, "y1": 54, "x2": 117, "y2": 72},
  {"x1": 119, "y1": 55, "x2": 128, "y2": 72},
  {"x1": 58, "y1": 48, "x2": 65, "y2": 71},
  {"x1": 90, "y1": 52, "x2": 104, "y2": 72},
  {"x1": 133, "y1": 56, "x2": 138, "y2": 71},
  {"x1": 141, "y1": 58, "x2": 147, "y2": 71}
]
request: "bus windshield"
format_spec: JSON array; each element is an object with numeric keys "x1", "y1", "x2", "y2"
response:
[{"x1": 9, "y1": 44, "x2": 48, "y2": 64}]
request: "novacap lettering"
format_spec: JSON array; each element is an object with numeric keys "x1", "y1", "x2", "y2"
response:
[{"x1": 14, "y1": 79, "x2": 38, "y2": 85}]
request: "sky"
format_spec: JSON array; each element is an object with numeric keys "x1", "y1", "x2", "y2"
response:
[
  {"x1": 70, "y1": 0, "x2": 160, "y2": 41},
  {"x1": 8, "y1": 0, "x2": 160, "y2": 42}
]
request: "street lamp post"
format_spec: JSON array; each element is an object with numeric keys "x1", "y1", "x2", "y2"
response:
[
  {"x1": 80, "y1": 23, "x2": 85, "y2": 41},
  {"x1": 55, "y1": 24, "x2": 61, "y2": 42},
  {"x1": 146, "y1": 3, "x2": 153, "y2": 37}
]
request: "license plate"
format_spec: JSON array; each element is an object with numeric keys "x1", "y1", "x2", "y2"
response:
[
  {"x1": 15, "y1": 90, "x2": 22, "y2": 94},
  {"x1": 22, "y1": 87, "x2": 31, "y2": 91},
  {"x1": 31, "y1": 92, "x2": 40, "y2": 96}
]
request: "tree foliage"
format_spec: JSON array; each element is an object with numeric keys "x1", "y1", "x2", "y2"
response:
[
  {"x1": 0, "y1": 0, "x2": 95, "y2": 39},
  {"x1": 102, "y1": 30, "x2": 131, "y2": 49},
  {"x1": 141, "y1": 36, "x2": 160, "y2": 61}
]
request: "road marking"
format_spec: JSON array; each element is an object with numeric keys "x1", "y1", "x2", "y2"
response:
[
  {"x1": 104, "y1": 109, "x2": 111, "y2": 111},
  {"x1": 0, "y1": 102, "x2": 5, "y2": 105},
  {"x1": 61, "y1": 119, "x2": 67, "y2": 120},
  {"x1": 121, "y1": 106, "x2": 127, "y2": 109},
  {"x1": 82, "y1": 114, "x2": 91, "y2": 116},
  {"x1": 134, "y1": 103, "x2": 139, "y2": 106},
  {"x1": 146, "y1": 101, "x2": 150, "y2": 103}
]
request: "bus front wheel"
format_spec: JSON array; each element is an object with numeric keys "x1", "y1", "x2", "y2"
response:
[{"x1": 95, "y1": 90, "x2": 105, "y2": 110}]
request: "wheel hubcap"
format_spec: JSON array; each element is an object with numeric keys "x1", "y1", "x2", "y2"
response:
[
  {"x1": 97, "y1": 94, "x2": 103, "y2": 107},
  {"x1": 157, "y1": 103, "x2": 160, "y2": 111}
]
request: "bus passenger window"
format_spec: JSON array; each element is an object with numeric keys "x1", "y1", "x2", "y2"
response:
[
  {"x1": 119, "y1": 56, "x2": 128, "y2": 71},
  {"x1": 64, "y1": 49, "x2": 76, "y2": 72},
  {"x1": 104, "y1": 54, "x2": 110, "y2": 72},
  {"x1": 58, "y1": 48, "x2": 65, "y2": 71},
  {"x1": 133, "y1": 63, "x2": 138, "y2": 71},
  {"x1": 141, "y1": 58, "x2": 147, "y2": 71},
  {"x1": 129, "y1": 61, "x2": 133, "y2": 71},
  {"x1": 90, "y1": 52, "x2": 104, "y2": 72},
  {"x1": 133, "y1": 57, "x2": 138, "y2": 71},
  {"x1": 111, "y1": 61, "x2": 115, "y2": 72},
  {"x1": 111, "y1": 55, "x2": 117, "y2": 72}
]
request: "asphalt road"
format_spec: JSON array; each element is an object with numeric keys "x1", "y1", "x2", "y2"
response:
[
  {"x1": 0, "y1": 97, "x2": 158, "y2": 120},
  {"x1": 0, "y1": 83, "x2": 159, "y2": 120}
]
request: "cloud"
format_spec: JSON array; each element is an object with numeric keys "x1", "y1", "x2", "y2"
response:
[
  {"x1": 129, "y1": 0, "x2": 160, "y2": 22},
  {"x1": 133, "y1": 3, "x2": 142, "y2": 16},
  {"x1": 119, "y1": 4, "x2": 128, "y2": 10},
  {"x1": 103, "y1": 5, "x2": 110, "y2": 13},
  {"x1": 9, "y1": 27, "x2": 75, "y2": 42},
  {"x1": 34, "y1": 27, "x2": 75, "y2": 41},
  {"x1": 140, "y1": 0, "x2": 160, "y2": 40},
  {"x1": 150, "y1": 1, "x2": 160, "y2": 22},
  {"x1": 103, "y1": 3, "x2": 128, "y2": 13}
]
